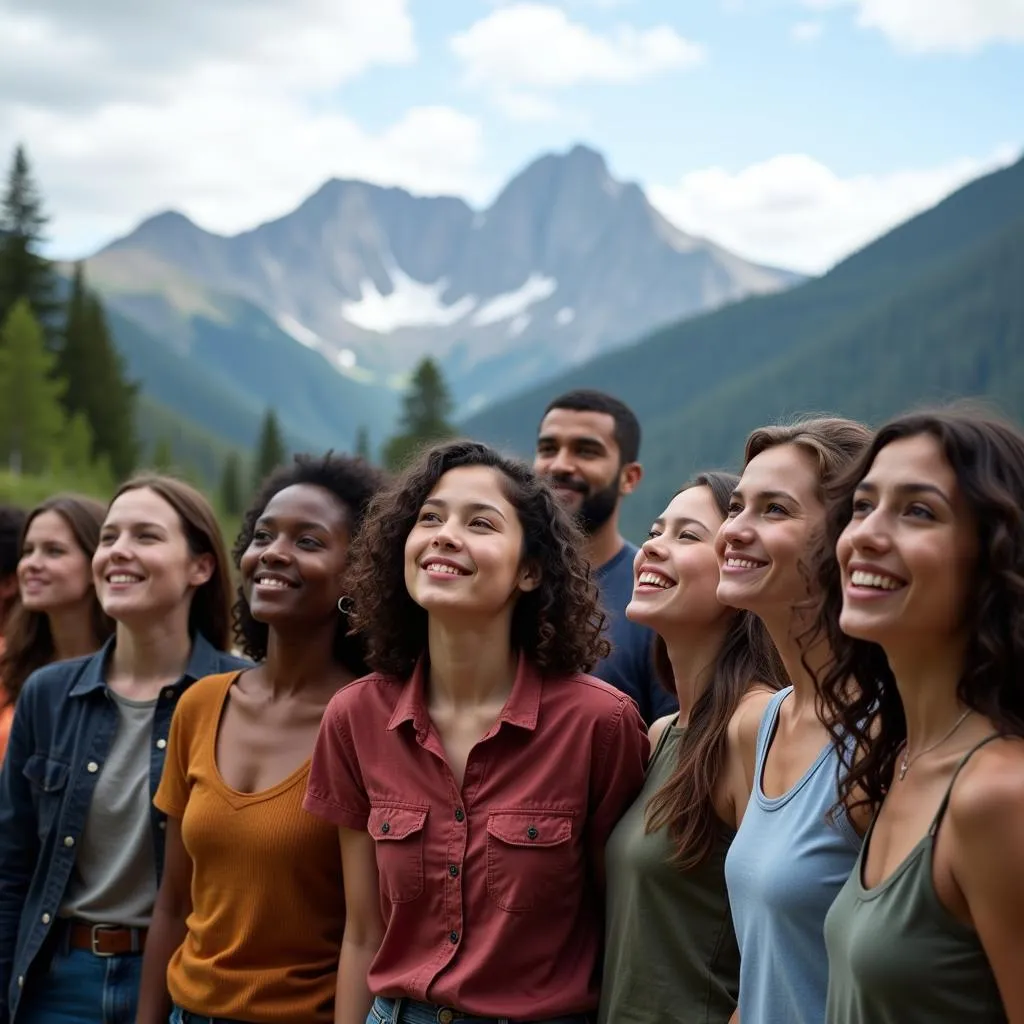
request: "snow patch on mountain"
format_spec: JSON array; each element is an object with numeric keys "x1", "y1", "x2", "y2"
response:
[
  {"x1": 470, "y1": 273, "x2": 557, "y2": 327},
  {"x1": 342, "y1": 263, "x2": 475, "y2": 333}
]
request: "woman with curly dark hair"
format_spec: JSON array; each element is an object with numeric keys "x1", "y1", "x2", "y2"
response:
[
  {"x1": 716, "y1": 417, "x2": 872, "y2": 1024},
  {"x1": 817, "y1": 408, "x2": 1024, "y2": 1023},
  {"x1": 136, "y1": 453, "x2": 387, "y2": 1024},
  {"x1": 304, "y1": 439, "x2": 649, "y2": 1024},
  {"x1": 599, "y1": 472, "x2": 786, "y2": 1024}
]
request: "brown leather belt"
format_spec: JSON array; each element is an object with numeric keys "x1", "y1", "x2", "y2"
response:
[{"x1": 68, "y1": 921, "x2": 147, "y2": 956}]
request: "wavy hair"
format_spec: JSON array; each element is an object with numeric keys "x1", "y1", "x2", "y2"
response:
[
  {"x1": 0, "y1": 495, "x2": 113, "y2": 705},
  {"x1": 814, "y1": 406, "x2": 1024, "y2": 818},
  {"x1": 232, "y1": 452, "x2": 388, "y2": 670},
  {"x1": 347, "y1": 439, "x2": 609, "y2": 677},
  {"x1": 644, "y1": 473, "x2": 788, "y2": 868},
  {"x1": 111, "y1": 475, "x2": 234, "y2": 651}
]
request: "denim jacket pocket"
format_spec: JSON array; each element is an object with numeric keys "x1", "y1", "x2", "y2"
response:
[
  {"x1": 22, "y1": 753, "x2": 70, "y2": 837},
  {"x1": 368, "y1": 803, "x2": 429, "y2": 904},
  {"x1": 486, "y1": 809, "x2": 574, "y2": 912}
]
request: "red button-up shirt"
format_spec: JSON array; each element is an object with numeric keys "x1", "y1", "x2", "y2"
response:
[{"x1": 304, "y1": 656, "x2": 648, "y2": 1019}]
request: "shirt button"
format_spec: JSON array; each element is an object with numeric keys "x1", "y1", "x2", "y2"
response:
[
  {"x1": 156, "y1": 738, "x2": 167, "y2": 750},
  {"x1": 41, "y1": 913, "x2": 51, "y2": 924},
  {"x1": 163, "y1": 689, "x2": 175, "y2": 700},
  {"x1": 63, "y1": 836, "x2": 75, "y2": 848},
  {"x1": 439, "y1": 1011, "x2": 454, "y2": 1024},
  {"x1": 380, "y1": 822, "x2": 390, "y2": 834},
  {"x1": 454, "y1": 808, "x2": 465, "y2": 822},
  {"x1": 159, "y1": 820, "x2": 166, "y2": 830},
  {"x1": 527, "y1": 826, "x2": 539, "y2": 840},
  {"x1": 449, "y1": 930, "x2": 459, "y2": 944},
  {"x1": 17, "y1": 976, "x2": 24, "y2": 988},
  {"x1": 448, "y1": 864, "x2": 459, "y2": 877},
  {"x1": 87, "y1": 761, "x2": 99, "y2": 773}
]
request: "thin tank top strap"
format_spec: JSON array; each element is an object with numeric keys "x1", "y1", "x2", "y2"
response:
[
  {"x1": 754, "y1": 687, "x2": 790, "y2": 769},
  {"x1": 928, "y1": 732, "x2": 1002, "y2": 836},
  {"x1": 651, "y1": 713, "x2": 681, "y2": 761}
]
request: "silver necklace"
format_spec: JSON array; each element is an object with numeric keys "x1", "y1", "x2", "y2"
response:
[{"x1": 898, "y1": 708, "x2": 973, "y2": 781}]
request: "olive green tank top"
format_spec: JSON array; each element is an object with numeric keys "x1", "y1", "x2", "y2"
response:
[
  {"x1": 599, "y1": 718, "x2": 739, "y2": 1024},
  {"x1": 824, "y1": 734, "x2": 1006, "y2": 1024}
]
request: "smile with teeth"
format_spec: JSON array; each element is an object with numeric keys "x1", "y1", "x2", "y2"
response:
[
  {"x1": 725, "y1": 557, "x2": 766, "y2": 570},
  {"x1": 638, "y1": 571, "x2": 675, "y2": 589},
  {"x1": 255, "y1": 574, "x2": 294, "y2": 589},
  {"x1": 850, "y1": 570, "x2": 904, "y2": 591},
  {"x1": 423, "y1": 562, "x2": 469, "y2": 576},
  {"x1": 107, "y1": 573, "x2": 143, "y2": 584}
]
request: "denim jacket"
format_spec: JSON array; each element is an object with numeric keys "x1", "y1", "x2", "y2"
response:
[{"x1": 0, "y1": 634, "x2": 249, "y2": 1022}]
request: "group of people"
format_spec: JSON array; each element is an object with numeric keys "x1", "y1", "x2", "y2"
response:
[{"x1": 0, "y1": 387, "x2": 1021, "y2": 1024}]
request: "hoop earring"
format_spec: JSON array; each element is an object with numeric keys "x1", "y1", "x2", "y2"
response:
[{"x1": 337, "y1": 595, "x2": 355, "y2": 615}]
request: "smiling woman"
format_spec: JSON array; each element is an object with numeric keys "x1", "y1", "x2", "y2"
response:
[
  {"x1": 135, "y1": 452, "x2": 388, "y2": 1024},
  {"x1": 303, "y1": 439, "x2": 649, "y2": 1024},
  {"x1": 0, "y1": 495, "x2": 113, "y2": 767},
  {"x1": 814, "y1": 407, "x2": 1024, "y2": 1023},
  {"x1": 0, "y1": 475, "x2": 247, "y2": 1024}
]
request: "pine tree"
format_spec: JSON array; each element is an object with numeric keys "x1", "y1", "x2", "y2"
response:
[
  {"x1": 0, "y1": 146, "x2": 59, "y2": 341},
  {"x1": 0, "y1": 300, "x2": 66, "y2": 474},
  {"x1": 57, "y1": 264, "x2": 138, "y2": 481},
  {"x1": 354, "y1": 425, "x2": 371, "y2": 462},
  {"x1": 382, "y1": 357, "x2": 455, "y2": 471},
  {"x1": 252, "y1": 409, "x2": 286, "y2": 490},
  {"x1": 219, "y1": 452, "x2": 244, "y2": 517}
]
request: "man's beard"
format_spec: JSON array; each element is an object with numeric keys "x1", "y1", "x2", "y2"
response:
[{"x1": 548, "y1": 473, "x2": 620, "y2": 536}]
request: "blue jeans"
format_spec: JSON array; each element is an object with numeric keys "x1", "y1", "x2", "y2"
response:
[
  {"x1": 16, "y1": 946, "x2": 143, "y2": 1024},
  {"x1": 169, "y1": 1007, "x2": 247, "y2": 1024},
  {"x1": 368, "y1": 996, "x2": 594, "y2": 1024}
]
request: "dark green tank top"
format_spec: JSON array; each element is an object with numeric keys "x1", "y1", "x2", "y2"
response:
[
  {"x1": 824, "y1": 734, "x2": 1006, "y2": 1024},
  {"x1": 599, "y1": 718, "x2": 739, "y2": 1024}
]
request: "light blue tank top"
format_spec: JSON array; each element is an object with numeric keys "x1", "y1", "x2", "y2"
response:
[{"x1": 723, "y1": 687, "x2": 862, "y2": 1024}]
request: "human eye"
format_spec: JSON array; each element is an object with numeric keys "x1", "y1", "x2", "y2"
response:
[
  {"x1": 850, "y1": 496, "x2": 873, "y2": 517},
  {"x1": 764, "y1": 503, "x2": 789, "y2": 516},
  {"x1": 679, "y1": 530, "x2": 701, "y2": 542},
  {"x1": 906, "y1": 503, "x2": 936, "y2": 521},
  {"x1": 470, "y1": 517, "x2": 496, "y2": 530},
  {"x1": 726, "y1": 501, "x2": 743, "y2": 517},
  {"x1": 252, "y1": 528, "x2": 272, "y2": 543}
]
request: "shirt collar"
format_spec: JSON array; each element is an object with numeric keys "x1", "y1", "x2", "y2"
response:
[
  {"x1": 387, "y1": 652, "x2": 543, "y2": 734},
  {"x1": 69, "y1": 632, "x2": 226, "y2": 698}
]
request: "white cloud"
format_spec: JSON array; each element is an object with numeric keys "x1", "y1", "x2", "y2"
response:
[
  {"x1": 0, "y1": 1, "x2": 489, "y2": 255},
  {"x1": 648, "y1": 147, "x2": 1019, "y2": 274},
  {"x1": 791, "y1": 20, "x2": 824, "y2": 42},
  {"x1": 451, "y1": 3, "x2": 704, "y2": 119},
  {"x1": 802, "y1": 0, "x2": 1024, "y2": 52}
]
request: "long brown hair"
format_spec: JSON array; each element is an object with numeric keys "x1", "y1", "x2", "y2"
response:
[
  {"x1": 644, "y1": 472, "x2": 787, "y2": 868},
  {"x1": 0, "y1": 495, "x2": 113, "y2": 705},
  {"x1": 814, "y1": 407, "x2": 1024, "y2": 819},
  {"x1": 111, "y1": 475, "x2": 234, "y2": 651}
]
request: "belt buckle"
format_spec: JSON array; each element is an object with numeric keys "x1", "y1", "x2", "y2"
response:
[{"x1": 90, "y1": 923, "x2": 118, "y2": 957}]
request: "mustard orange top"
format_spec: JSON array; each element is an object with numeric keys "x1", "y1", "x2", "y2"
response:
[{"x1": 156, "y1": 671, "x2": 345, "y2": 1023}]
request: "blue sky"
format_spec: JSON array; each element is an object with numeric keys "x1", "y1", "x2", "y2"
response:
[{"x1": 0, "y1": 0, "x2": 1020, "y2": 272}]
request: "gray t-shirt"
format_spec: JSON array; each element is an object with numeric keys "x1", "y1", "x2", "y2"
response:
[{"x1": 60, "y1": 690, "x2": 158, "y2": 927}]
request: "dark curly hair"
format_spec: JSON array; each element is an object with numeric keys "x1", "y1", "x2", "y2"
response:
[
  {"x1": 813, "y1": 406, "x2": 1024, "y2": 820},
  {"x1": 645, "y1": 472, "x2": 787, "y2": 869},
  {"x1": 347, "y1": 439, "x2": 609, "y2": 678},
  {"x1": 232, "y1": 452, "x2": 388, "y2": 670}
]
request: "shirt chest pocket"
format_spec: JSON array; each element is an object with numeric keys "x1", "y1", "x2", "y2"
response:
[
  {"x1": 486, "y1": 809, "x2": 574, "y2": 913},
  {"x1": 22, "y1": 754, "x2": 70, "y2": 839},
  {"x1": 368, "y1": 804, "x2": 429, "y2": 904}
]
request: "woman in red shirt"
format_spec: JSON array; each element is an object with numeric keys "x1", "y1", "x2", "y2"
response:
[{"x1": 305, "y1": 439, "x2": 649, "y2": 1024}]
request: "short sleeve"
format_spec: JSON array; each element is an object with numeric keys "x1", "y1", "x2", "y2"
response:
[
  {"x1": 154, "y1": 691, "x2": 197, "y2": 818},
  {"x1": 303, "y1": 690, "x2": 370, "y2": 831}
]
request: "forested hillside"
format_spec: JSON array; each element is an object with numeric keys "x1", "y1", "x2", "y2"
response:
[{"x1": 463, "y1": 155, "x2": 1024, "y2": 538}]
